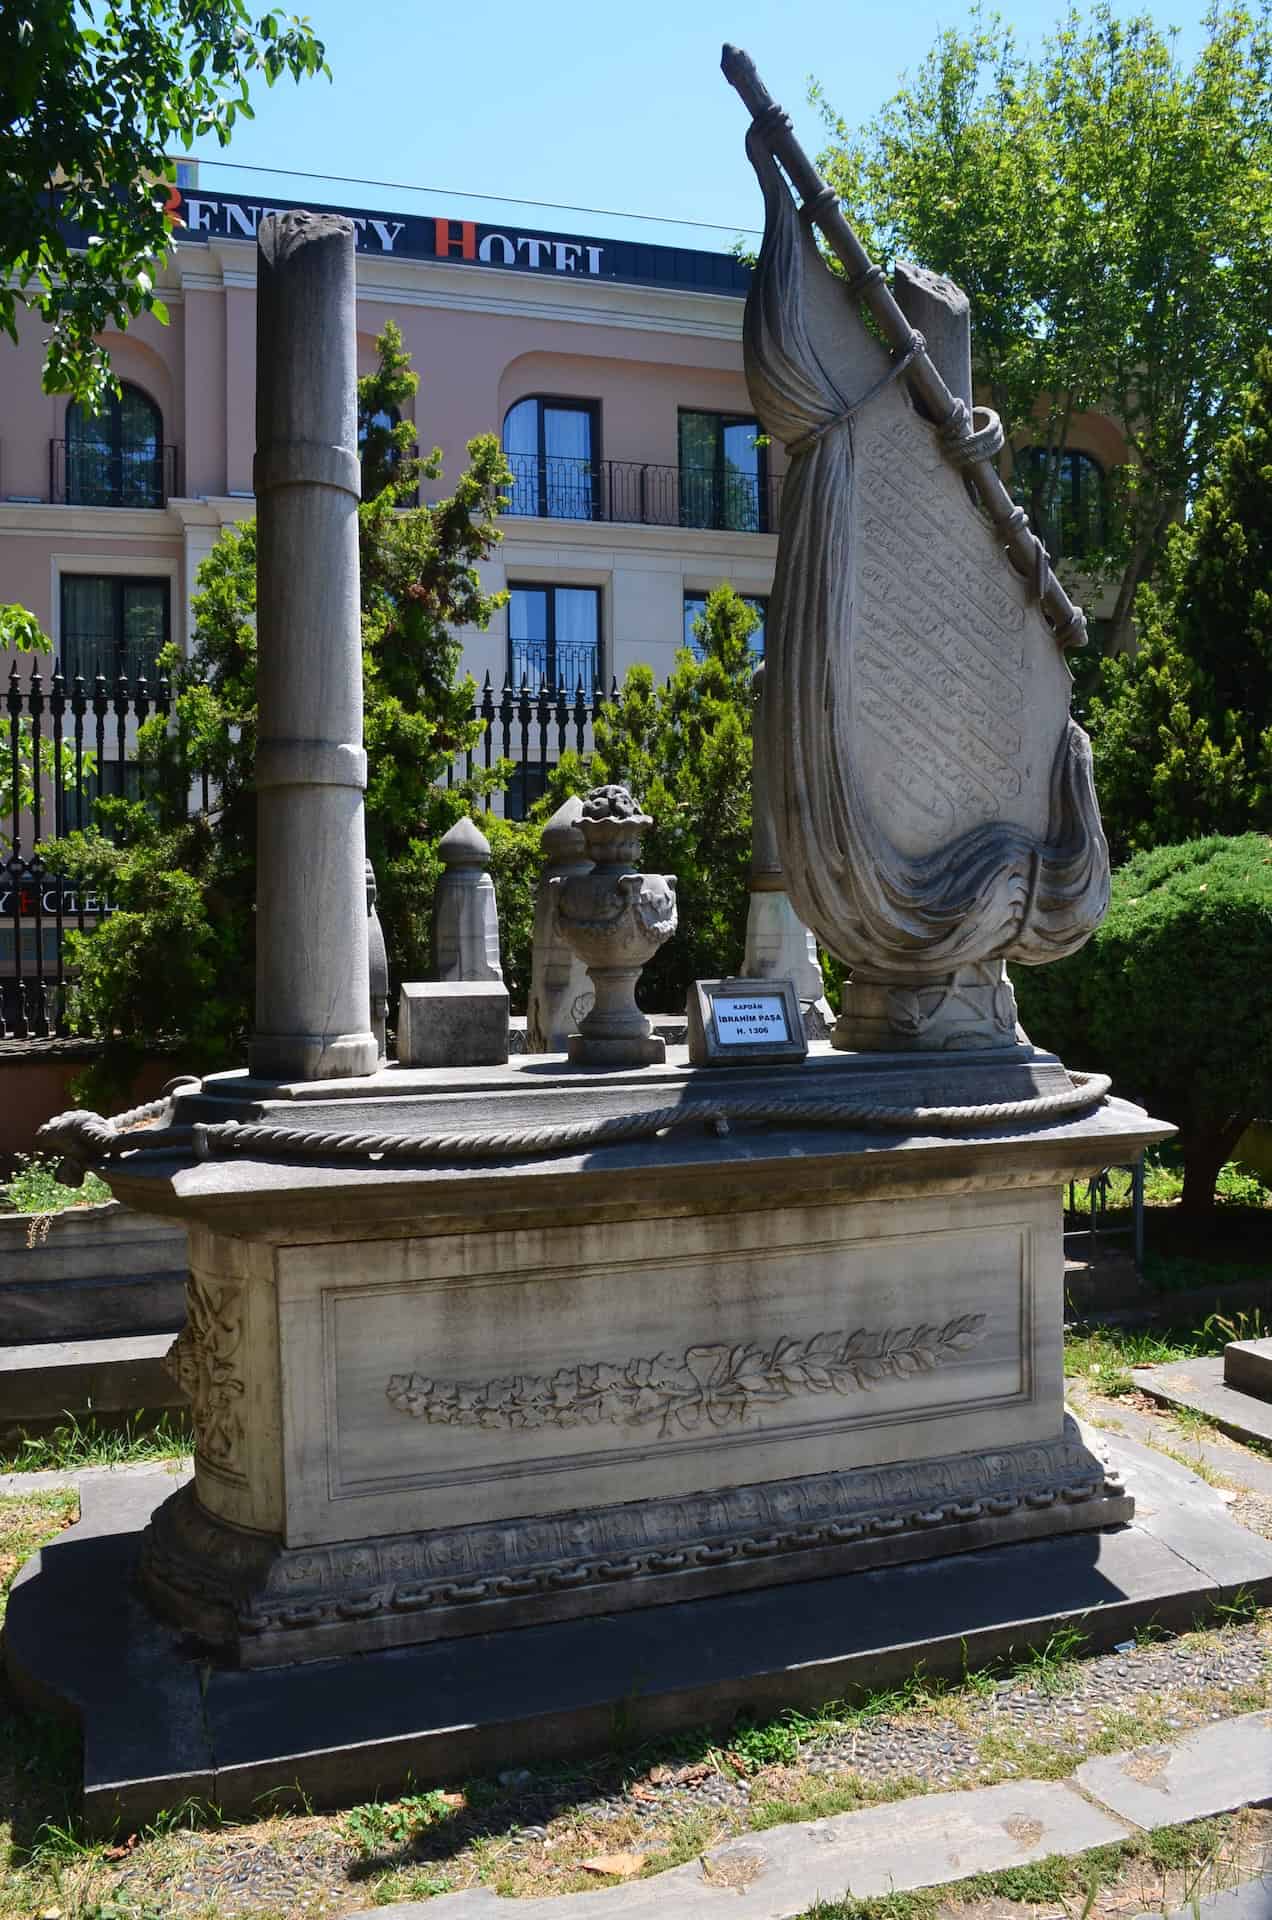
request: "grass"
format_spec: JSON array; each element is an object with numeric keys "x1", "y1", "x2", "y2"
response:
[
  {"x1": 1015, "y1": 1621, "x2": 1088, "y2": 1695},
  {"x1": 0, "y1": 1411, "x2": 192, "y2": 1474},
  {"x1": 1062, "y1": 1310, "x2": 1272, "y2": 1391},
  {"x1": 0, "y1": 1488, "x2": 77, "y2": 1626}
]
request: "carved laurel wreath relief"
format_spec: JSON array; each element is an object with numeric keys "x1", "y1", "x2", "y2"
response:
[{"x1": 385, "y1": 1316, "x2": 986, "y2": 1439}]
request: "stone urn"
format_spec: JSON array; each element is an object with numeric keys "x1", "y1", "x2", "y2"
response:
[{"x1": 555, "y1": 784, "x2": 677, "y2": 1066}]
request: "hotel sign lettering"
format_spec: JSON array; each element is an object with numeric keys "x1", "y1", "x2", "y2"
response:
[{"x1": 163, "y1": 189, "x2": 750, "y2": 297}]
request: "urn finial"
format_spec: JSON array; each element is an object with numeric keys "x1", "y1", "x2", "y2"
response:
[{"x1": 554, "y1": 785, "x2": 677, "y2": 1067}]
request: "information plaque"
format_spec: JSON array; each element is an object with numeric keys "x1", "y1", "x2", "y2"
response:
[{"x1": 686, "y1": 977, "x2": 808, "y2": 1066}]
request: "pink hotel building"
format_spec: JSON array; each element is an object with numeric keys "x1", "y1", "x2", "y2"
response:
[
  {"x1": 0, "y1": 183, "x2": 787, "y2": 777},
  {"x1": 0, "y1": 178, "x2": 1128, "y2": 799}
]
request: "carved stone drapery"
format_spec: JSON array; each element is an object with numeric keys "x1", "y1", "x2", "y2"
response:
[{"x1": 740, "y1": 129, "x2": 1109, "y2": 1043}]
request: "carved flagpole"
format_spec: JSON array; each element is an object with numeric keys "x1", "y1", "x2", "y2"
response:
[{"x1": 720, "y1": 44, "x2": 1086, "y2": 654}]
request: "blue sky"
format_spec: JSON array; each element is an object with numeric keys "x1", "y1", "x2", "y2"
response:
[{"x1": 194, "y1": 0, "x2": 1208, "y2": 253}]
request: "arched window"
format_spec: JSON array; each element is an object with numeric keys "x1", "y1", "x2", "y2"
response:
[
  {"x1": 64, "y1": 383, "x2": 165, "y2": 507},
  {"x1": 502, "y1": 396, "x2": 598, "y2": 519},
  {"x1": 1011, "y1": 447, "x2": 1107, "y2": 561}
]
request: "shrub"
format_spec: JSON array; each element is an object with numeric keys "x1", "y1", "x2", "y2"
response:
[{"x1": 1013, "y1": 834, "x2": 1272, "y2": 1213}]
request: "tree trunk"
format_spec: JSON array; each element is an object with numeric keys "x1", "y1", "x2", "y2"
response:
[
  {"x1": 1107, "y1": 501, "x2": 1176, "y2": 655},
  {"x1": 1177, "y1": 1118, "x2": 1251, "y2": 1218}
]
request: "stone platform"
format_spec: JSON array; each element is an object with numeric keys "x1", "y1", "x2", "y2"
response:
[
  {"x1": 90, "y1": 1045, "x2": 1168, "y2": 1665},
  {"x1": 8, "y1": 1428, "x2": 1272, "y2": 1834},
  {"x1": 1134, "y1": 1355, "x2": 1272, "y2": 1452}
]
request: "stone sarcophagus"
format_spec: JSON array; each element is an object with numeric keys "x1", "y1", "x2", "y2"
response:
[{"x1": 120, "y1": 1046, "x2": 1161, "y2": 1667}]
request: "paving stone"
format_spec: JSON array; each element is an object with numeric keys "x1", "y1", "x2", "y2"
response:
[
  {"x1": 0, "y1": 1459, "x2": 190, "y2": 1497},
  {"x1": 1136, "y1": 1878, "x2": 1272, "y2": 1920},
  {"x1": 374, "y1": 1782, "x2": 1128, "y2": 1918},
  {"x1": 1225, "y1": 1343, "x2": 1272, "y2": 1403},
  {"x1": 1135, "y1": 1361, "x2": 1272, "y2": 1454},
  {"x1": 0, "y1": 1330, "x2": 186, "y2": 1428},
  {"x1": 1077, "y1": 1710, "x2": 1272, "y2": 1828}
]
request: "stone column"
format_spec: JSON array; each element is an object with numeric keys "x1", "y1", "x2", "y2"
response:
[{"x1": 250, "y1": 212, "x2": 377, "y2": 1081}]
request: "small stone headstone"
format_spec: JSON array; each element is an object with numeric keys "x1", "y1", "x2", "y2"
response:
[{"x1": 431, "y1": 815, "x2": 502, "y2": 984}]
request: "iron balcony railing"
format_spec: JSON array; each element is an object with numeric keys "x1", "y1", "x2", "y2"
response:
[
  {"x1": 49, "y1": 440, "x2": 180, "y2": 509},
  {"x1": 504, "y1": 453, "x2": 782, "y2": 534}
]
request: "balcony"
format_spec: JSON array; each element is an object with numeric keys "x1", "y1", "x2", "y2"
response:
[
  {"x1": 49, "y1": 440, "x2": 180, "y2": 509},
  {"x1": 504, "y1": 454, "x2": 782, "y2": 534}
]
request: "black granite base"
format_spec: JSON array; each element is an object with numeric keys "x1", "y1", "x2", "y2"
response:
[{"x1": 8, "y1": 1431, "x2": 1272, "y2": 1837}]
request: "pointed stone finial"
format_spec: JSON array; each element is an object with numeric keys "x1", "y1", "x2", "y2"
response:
[
  {"x1": 437, "y1": 815, "x2": 492, "y2": 867},
  {"x1": 540, "y1": 794, "x2": 587, "y2": 865},
  {"x1": 431, "y1": 815, "x2": 502, "y2": 983}
]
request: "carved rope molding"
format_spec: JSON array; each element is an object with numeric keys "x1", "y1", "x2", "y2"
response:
[{"x1": 385, "y1": 1317, "x2": 987, "y2": 1439}]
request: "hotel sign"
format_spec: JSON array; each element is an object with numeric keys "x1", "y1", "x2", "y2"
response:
[{"x1": 164, "y1": 187, "x2": 751, "y2": 298}]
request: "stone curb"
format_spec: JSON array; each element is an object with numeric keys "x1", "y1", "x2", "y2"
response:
[
  {"x1": 1134, "y1": 1360, "x2": 1272, "y2": 1455},
  {"x1": 367, "y1": 1712, "x2": 1272, "y2": 1920},
  {"x1": 0, "y1": 1459, "x2": 190, "y2": 1498}
]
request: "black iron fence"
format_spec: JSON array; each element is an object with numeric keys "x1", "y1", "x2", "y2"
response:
[
  {"x1": 0, "y1": 659, "x2": 621, "y2": 1037},
  {"x1": 49, "y1": 439, "x2": 180, "y2": 509},
  {"x1": 504, "y1": 454, "x2": 782, "y2": 535}
]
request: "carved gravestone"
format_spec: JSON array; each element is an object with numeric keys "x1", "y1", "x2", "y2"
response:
[
  {"x1": 735, "y1": 61, "x2": 1108, "y2": 1050},
  {"x1": 431, "y1": 815, "x2": 503, "y2": 983}
]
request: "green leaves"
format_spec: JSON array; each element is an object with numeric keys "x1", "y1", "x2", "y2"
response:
[
  {"x1": 814, "y1": 2, "x2": 1272, "y2": 646},
  {"x1": 0, "y1": 605, "x2": 51, "y2": 654},
  {"x1": 1014, "y1": 833, "x2": 1272, "y2": 1210},
  {"x1": 41, "y1": 324, "x2": 514, "y2": 1081},
  {"x1": 0, "y1": 0, "x2": 329, "y2": 403},
  {"x1": 1088, "y1": 348, "x2": 1272, "y2": 858}
]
